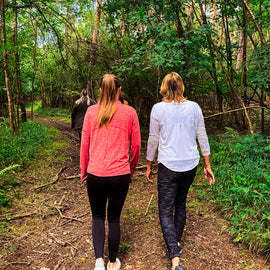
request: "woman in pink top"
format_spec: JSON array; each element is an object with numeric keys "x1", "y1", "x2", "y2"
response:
[{"x1": 80, "y1": 74, "x2": 141, "y2": 270}]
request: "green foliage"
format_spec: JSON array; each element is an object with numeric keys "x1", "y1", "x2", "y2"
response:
[
  {"x1": 35, "y1": 107, "x2": 71, "y2": 119},
  {"x1": 246, "y1": 44, "x2": 270, "y2": 93},
  {"x1": 0, "y1": 189, "x2": 11, "y2": 206},
  {"x1": 0, "y1": 119, "x2": 57, "y2": 169},
  {"x1": 119, "y1": 242, "x2": 133, "y2": 254},
  {"x1": 210, "y1": 129, "x2": 270, "y2": 256},
  {"x1": 0, "y1": 165, "x2": 20, "y2": 178}
]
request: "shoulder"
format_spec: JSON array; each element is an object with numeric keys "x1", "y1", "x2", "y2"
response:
[
  {"x1": 119, "y1": 103, "x2": 138, "y2": 116},
  {"x1": 185, "y1": 100, "x2": 201, "y2": 110},
  {"x1": 152, "y1": 101, "x2": 166, "y2": 111}
]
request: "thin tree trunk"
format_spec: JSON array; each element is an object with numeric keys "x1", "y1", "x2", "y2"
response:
[
  {"x1": 242, "y1": 0, "x2": 266, "y2": 45},
  {"x1": 1, "y1": 0, "x2": 16, "y2": 133},
  {"x1": 186, "y1": 1, "x2": 195, "y2": 31},
  {"x1": 31, "y1": 21, "x2": 37, "y2": 120},
  {"x1": 92, "y1": 0, "x2": 102, "y2": 47},
  {"x1": 236, "y1": 30, "x2": 244, "y2": 72},
  {"x1": 13, "y1": 0, "x2": 26, "y2": 123},
  {"x1": 242, "y1": 6, "x2": 248, "y2": 106},
  {"x1": 198, "y1": 2, "x2": 223, "y2": 126},
  {"x1": 90, "y1": 0, "x2": 102, "y2": 66}
]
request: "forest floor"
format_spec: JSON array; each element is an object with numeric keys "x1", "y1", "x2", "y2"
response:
[{"x1": 0, "y1": 116, "x2": 269, "y2": 270}]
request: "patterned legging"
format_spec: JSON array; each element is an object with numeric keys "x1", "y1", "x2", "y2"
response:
[{"x1": 158, "y1": 163, "x2": 197, "y2": 259}]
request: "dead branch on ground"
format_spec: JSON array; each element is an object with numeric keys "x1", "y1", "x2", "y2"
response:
[
  {"x1": 0, "y1": 212, "x2": 38, "y2": 221},
  {"x1": 53, "y1": 206, "x2": 84, "y2": 223},
  {"x1": 145, "y1": 194, "x2": 154, "y2": 216},
  {"x1": 65, "y1": 174, "x2": 80, "y2": 179},
  {"x1": 34, "y1": 166, "x2": 66, "y2": 189}
]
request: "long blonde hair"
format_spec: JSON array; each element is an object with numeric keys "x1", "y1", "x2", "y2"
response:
[
  {"x1": 97, "y1": 74, "x2": 121, "y2": 128},
  {"x1": 160, "y1": 72, "x2": 185, "y2": 103}
]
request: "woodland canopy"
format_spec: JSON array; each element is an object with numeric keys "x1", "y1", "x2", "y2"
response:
[{"x1": 0, "y1": 0, "x2": 270, "y2": 132}]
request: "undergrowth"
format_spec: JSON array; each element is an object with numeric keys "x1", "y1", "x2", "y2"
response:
[
  {"x1": 35, "y1": 107, "x2": 70, "y2": 119},
  {"x1": 0, "y1": 120, "x2": 57, "y2": 169},
  {"x1": 26, "y1": 102, "x2": 70, "y2": 119},
  {"x1": 209, "y1": 128, "x2": 270, "y2": 257},
  {"x1": 0, "y1": 119, "x2": 58, "y2": 206}
]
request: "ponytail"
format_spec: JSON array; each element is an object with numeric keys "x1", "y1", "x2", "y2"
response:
[{"x1": 97, "y1": 74, "x2": 121, "y2": 128}]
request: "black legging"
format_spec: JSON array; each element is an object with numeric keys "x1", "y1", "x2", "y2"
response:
[
  {"x1": 158, "y1": 163, "x2": 197, "y2": 259},
  {"x1": 86, "y1": 173, "x2": 130, "y2": 262}
]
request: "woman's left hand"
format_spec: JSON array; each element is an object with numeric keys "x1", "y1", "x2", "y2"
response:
[
  {"x1": 204, "y1": 166, "x2": 215, "y2": 185},
  {"x1": 146, "y1": 160, "x2": 154, "y2": 183}
]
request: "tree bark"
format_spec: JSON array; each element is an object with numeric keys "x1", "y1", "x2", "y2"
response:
[
  {"x1": 1, "y1": 0, "x2": 16, "y2": 133},
  {"x1": 13, "y1": 0, "x2": 26, "y2": 123},
  {"x1": 236, "y1": 30, "x2": 244, "y2": 72},
  {"x1": 31, "y1": 21, "x2": 37, "y2": 120}
]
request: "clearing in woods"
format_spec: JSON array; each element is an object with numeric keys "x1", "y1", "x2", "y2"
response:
[{"x1": 0, "y1": 116, "x2": 269, "y2": 270}]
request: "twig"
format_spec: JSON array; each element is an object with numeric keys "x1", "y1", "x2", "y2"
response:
[
  {"x1": 54, "y1": 206, "x2": 84, "y2": 223},
  {"x1": 34, "y1": 166, "x2": 66, "y2": 189},
  {"x1": 204, "y1": 106, "x2": 263, "y2": 119},
  {"x1": 8, "y1": 261, "x2": 31, "y2": 266},
  {"x1": 145, "y1": 194, "x2": 154, "y2": 216},
  {"x1": 65, "y1": 174, "x2": 80, "y2": 179},
  {"x1": 54, "y1": 259, "x2": 64, "y2": 270},
  {"x1": 135, "y1": 172, "x2": 157, "y2": 177},
  {"x1": 48, "y1": 233, "x2": 67, "y2": 246},
  {"x1": 136, "y1": 165, "x2": 147, "y2": 170},
  {"x1": 61, "y1": 212, "x2": 90, "y2": 226},
  {"x1": 48, "y1": 233, "x2": 78, "y2": 250},
  {"x1": 0, "y1": 212, "x2": 38, "y2": 221}
]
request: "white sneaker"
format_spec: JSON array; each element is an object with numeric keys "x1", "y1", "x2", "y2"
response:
[
  {"x1": 94, "y1": 261, "x2": 105, "y2": 270},
  {"x1": 107, "y1": 258, "x2": 121, "y2": 270}
]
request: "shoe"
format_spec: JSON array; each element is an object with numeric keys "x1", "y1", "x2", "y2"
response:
[
  {"x1": 171, "y1": 262, "x2": 185, "y2": 270},
  {"x1": 94, "y1": 261, "x2": 105, "y2": 270},
  {"x1": 107, "y1": 258, "x2": 121, "y2": 270},
  {"x1": 177, "y1": 242, "x2": 183, "y2": 255}
]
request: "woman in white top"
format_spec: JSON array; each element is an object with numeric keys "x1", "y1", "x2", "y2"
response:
[{"x1": 146, "y1": 72, "x2": 215, "y2": 270}]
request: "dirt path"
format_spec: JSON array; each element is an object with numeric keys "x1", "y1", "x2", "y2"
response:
[{"x1": 1, "y1": 117, "x2": 269, "y2": 270}]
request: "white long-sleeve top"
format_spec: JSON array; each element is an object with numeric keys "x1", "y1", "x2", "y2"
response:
[{"x1": 146, "y1": 100, "x2": 210, "y2": 172}]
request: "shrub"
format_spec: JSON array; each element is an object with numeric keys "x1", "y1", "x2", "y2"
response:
[{"x1": 210, "y1": 129, "x2": 270, "y2": 256}]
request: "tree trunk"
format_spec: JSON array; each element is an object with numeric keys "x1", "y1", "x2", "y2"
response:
[
  {"x1": 242, "y1": 0, "x2": 266, "y2": 46},
  {"x1": 242, "y1": 6, "x2": 248, "y2": 106},
  {"x1": 91, "y1": 0, "x2": 102, "y2": 65},
  {"x1": 198, "y1": 2, "x2": 223, "y2": 126},
  {"x1": 13, "y1": 0, "x2": 26, "y2": 123},
  {"x1": 31, "y1": 21, "x2": 37, "y2": 120},
  {"x1": 236, "y1": 30, "x2": 244, "y2": 72},
  {"x1": 1, "y1": 0, "x2": 16, "y2": 133}
]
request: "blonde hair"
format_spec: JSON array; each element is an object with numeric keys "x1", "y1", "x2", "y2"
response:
[
  {"x1": 160, "y1": 72, "x2": 185, "y2": 103},
  {"x1": 97, "y1": 74, "x2": 121, "y2": 128}
]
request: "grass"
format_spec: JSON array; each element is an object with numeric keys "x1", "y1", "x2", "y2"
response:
[
  {"x1": 0, "y1": 117, "x2": 68, "y2": 208},
  {"x1": 0, "y1": 120, "x2": 57, "y2": 170},
  {"x1": 208, "y1": 128, "x2": 270, "y2": 256},
  {"x1": 26, "y1": 101, "x2": 71, "y2": 120}
]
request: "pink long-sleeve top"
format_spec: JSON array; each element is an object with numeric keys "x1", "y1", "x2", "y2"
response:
[{"x1": 80, "y1": 100, "x2": 141, "y2": 181}]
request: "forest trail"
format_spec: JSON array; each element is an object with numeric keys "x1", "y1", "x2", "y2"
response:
[{"x1": 1, "y1": 116, "x2": 269, "y2": 270}]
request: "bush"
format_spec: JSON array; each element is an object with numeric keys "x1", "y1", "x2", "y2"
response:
[{"x1": 210, "y1": 129, "x2": 270, "y2": 256}]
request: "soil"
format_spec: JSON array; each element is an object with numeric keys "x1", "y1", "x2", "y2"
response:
[{"x1": 0, "y1": 116, "x2": 269, "y2": 270}]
